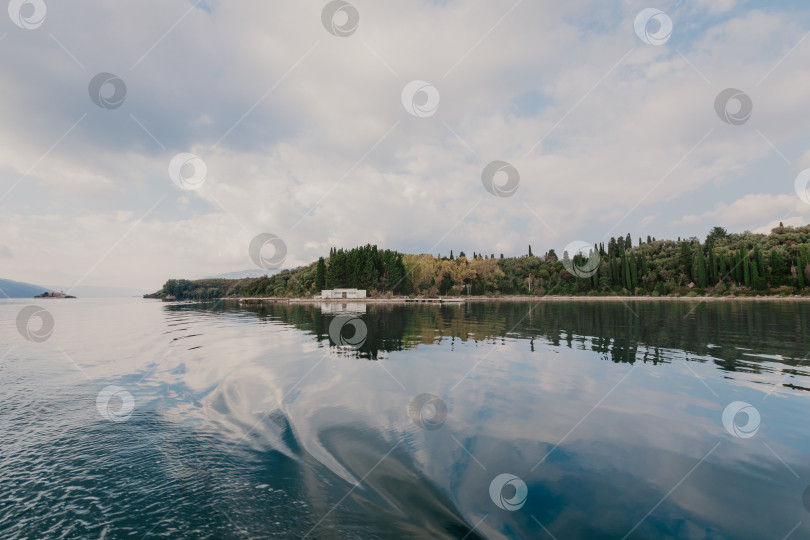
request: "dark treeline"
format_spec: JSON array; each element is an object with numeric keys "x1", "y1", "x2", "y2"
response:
[
  {"x1": 148, "y1": 224, "x2": 810, "y2": 300},
  {"x1": 152, "y1": 245, "x2": 408, "y2": 300},
  {"x1": 319, "y1": 245, "x2": 407, "y2": 293}
]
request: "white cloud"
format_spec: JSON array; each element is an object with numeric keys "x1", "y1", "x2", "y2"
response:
[
  {"x1": 673, "y1": 193, "x2": 810, "y2": 231},
  {"x1": 754, "y1": 216, "x2": 807, "y2": 234},
  {"x1": 1, "y1": 1, "x2": 809, "y2": 289}
]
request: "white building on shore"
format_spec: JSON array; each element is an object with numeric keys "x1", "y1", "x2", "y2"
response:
[{"x1": 320, "y1": 288, "x2": 367, "y2": 299}]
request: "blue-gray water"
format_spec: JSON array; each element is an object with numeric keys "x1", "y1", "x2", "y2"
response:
[{"x1": 2, "y1": 298, "x2": 810, "y2": 539}]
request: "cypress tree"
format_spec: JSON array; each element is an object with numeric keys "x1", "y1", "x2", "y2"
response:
[
  {"x1": 736, "y1": 249, "x2": 745, "y2": 283},
  {"x1": 629, "y1": 251, "x2": 638, "y2": 289},
  {"x1": 754, "y1": 245, "x2": 764, "y2": 276},
  {"x1": 751, "y1": 257, "x2": 761, "y2": 289},
  {"x1": 726, "y1": 252, "x2": 731, "y2": 280},
  {"x1": 728, "y1": 252, "x2": 733, "y2": 281},
  {"x1": 625, "y1": 233, "x2": 632, "y2": 249},
  {"x1": 743, "y1": 254, "x2": 751, "y2": 287},
  {"x1": 623, "y1": 252, "x2": 632, "y2": 290},
  {"x1": 641, "y1": 253, "x2": 649, "y2": 281},
  {"x1": 798, "y1": 254, "x2": 806, "y2": 289}
]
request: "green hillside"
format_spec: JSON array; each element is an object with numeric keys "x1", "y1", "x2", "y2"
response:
[{"x1": 146, "y1": 224, "x2": 810, "y2": 300}]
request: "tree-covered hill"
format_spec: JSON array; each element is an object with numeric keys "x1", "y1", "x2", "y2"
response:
[{"x1": 146, "y1": 223, "x2": 810, "y2": 300}]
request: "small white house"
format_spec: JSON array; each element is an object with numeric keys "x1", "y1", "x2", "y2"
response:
[{"x1": 321, "y1": 288, "x2": 367, "y2": 299}]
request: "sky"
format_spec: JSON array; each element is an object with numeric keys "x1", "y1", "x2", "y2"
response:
[{"x1": 2, "y1": 0, "x2": 810, "y2": 291}]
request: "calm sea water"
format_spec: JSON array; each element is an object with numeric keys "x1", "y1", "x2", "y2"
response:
[{"x1": 2, "y1": 298, "x2": 810, "y2": 539}]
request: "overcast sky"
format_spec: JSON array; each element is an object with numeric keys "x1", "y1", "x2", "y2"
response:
[{"x1": 2, "y1": 0, "x2": 810, "y2": 291}]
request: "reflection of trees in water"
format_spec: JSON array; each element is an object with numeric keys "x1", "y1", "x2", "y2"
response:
[{"x1": 172, "y1": 300, "x2": 810, "y2": 372}]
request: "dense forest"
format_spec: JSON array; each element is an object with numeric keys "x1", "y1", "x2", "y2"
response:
[{"x1": 147, "y1": 224, "x2": 810, "y2": 300}]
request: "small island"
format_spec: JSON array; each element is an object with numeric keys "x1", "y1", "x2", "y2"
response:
[{"x1": 35, "y1": 291, "x2": 76, "y2": 299}]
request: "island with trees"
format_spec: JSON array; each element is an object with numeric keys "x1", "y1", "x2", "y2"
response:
[{"x1": 145, "y1": 224, "x2": 810, "y2": 301}]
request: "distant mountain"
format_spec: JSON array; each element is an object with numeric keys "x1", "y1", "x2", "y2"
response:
[
  {"x1": 0, "y1": 279, "x2": 55, "y2": 298},
  {"x1": 0, "y1": 279, "x2": 147, "y2": 298},
  {"x1": 205, "y1": 269, "x2": 281, "y2": 279}
]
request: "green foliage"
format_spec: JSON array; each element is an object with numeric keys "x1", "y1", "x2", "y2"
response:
[
  {"x1": 706, "y1": 226, "x2": 728, "y2": 246},
  {"x1": 769, "y1": 249, "x2": 787, "y2": 287},
  {"x1": 325, "y1": 244, "x2": 406, "y2": 293},
  {"x1": 148, "y1": 224, "x2": 810, "y2": 299},
  {"x1": 735, "y1": 249, "x2": 745, "y2": 284},
  {"x1": 697, "y1": 246, "x2": 707, "y2": 288},
  {"x1": 679, "y1": 242, "x2": 693, "y2": 284},
  {"x1": 751, "y1": 257, "x2": 766, "y2": 290},
  {"x1": 622, "y1": 252, "x2": 632, "y2": 290},
  {"x1": 744, "y1": 253, "x2": 751, "y2": 287},
  {"x1": 754, "y1": 245, "x2": 765, "y2": 277}
]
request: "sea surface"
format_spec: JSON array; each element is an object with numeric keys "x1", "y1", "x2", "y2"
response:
[{"x1": 1, "y1": 298, "x2": 810, "y2": 539}]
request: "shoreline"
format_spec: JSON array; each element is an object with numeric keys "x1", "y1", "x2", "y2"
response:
[{"x1": 221, "y1": 294, "x2": 810, "y2": 304}]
